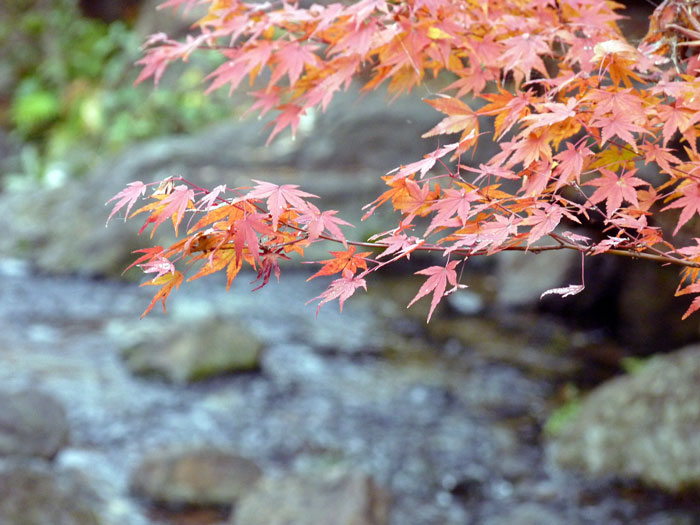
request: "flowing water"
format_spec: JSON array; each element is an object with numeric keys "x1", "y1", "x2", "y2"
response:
[{"x1": 0, "y1": 258, "x2": 696, "y2": 525}]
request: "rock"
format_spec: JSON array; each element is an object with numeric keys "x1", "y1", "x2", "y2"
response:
[
  {"x1": 0, "y1": 458, "x2": 103, "y2": 525},
  {"x1": 482, "y1": 503, "x2": 567, "y2": 525},
  {"x1": 121, "y1": 317, "x2": 263, "y2": 383},
  {"x1": 0, "y1": 83, "x2": 440, "y2": 277},
  {"x1": 0, "y1": 389, "x2": 70, "y2": 460},
  {"x1": 549, "y1": 344, "x2": 700, "y2": 491},
  {"x1": 426, "y1": 317, "x2": 579, "y2": 378},
  {"x1": 232, "y1": 468, "x2": 391, "y2": 525},
  {"x1": 130, "y1": 446, "x2": 262, "y2": 507},
  {"x1": 493, "y1": 249, "x2": 580, "y2": 309}
]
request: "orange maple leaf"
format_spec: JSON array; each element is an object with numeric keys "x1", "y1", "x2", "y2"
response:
[{"x1": 307, "y1": 245, "x2": 371, "y2": 280}]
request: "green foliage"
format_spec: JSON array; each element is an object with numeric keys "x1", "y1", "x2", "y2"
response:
[
  {"x1": 544, "y1": 384, "x2": 581, "y2": 437},
  {"x1": 1, "y1": 0, "x2": 235, "y2": 184}
]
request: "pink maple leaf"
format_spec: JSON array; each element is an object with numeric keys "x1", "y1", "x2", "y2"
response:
[
  {"x1": 106, "y1": 181, "x2": 147, "y2": 225},
  {"x1": 407, "y1": 260, "x2": 463, "y2": 322},
  {"x1": 662, "y1": 182, "x2": 700, "y2": 235},
  {"x1": 426, "y1": 187, "x2": 480, "y2": 234},
  {"x1": 585, "y1": 168, "x2": 647, "y2": 216},
  {"x1": 296, "y1": 203, "x2": 353, "y2": 245},
  {"x1": 234, "y1": 212, "x2": 273, "y2": 266},
  {"x1": 553, "y1": 141, "x2": 592, "y2": 190},
  {"x1": 141, "y1": 184, "x2": 195, "y2": 236},
  {"x1": 307, "y1": 271, "x2": 367, "y2": 314},
  {"x1": 244, "y1": 180, "x2": 318, "y2": 230},
  {"x1": 270, "y1": 41, "x2": 319, "y2": 87},
  {"x1": 522, "y1": 204, "x2": 564, "y2": 246}
]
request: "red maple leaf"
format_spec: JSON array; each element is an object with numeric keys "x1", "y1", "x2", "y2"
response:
[
  {"x1": 307, "y1": 245, "x2": 371, "y2": 280},
  {"x1": 407, "y1": 260, "x2": 462, "y2": 322},
  {"x1": 584, "y1": 168, "x2": 648, "y2": 216},
  {"x1": 234, "y1": 212, "x2": 274, "y2": 266},
  {"x1": 251, "y1": 250, "x2": 289, "y2": 291}
]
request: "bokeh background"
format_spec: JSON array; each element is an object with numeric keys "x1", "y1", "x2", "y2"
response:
[{"x1": 2, "y1": 1, "x2": 700, "y2": 524}]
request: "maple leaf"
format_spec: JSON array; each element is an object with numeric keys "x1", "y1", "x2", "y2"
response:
[
  {"x1": 540, "y1": 284, "x2": 585, "y2": 300},
  {"x1": 585, "y1": 168, "x2": 648, "y2": 216},
  {"x1": 234, "y1": 213, "x2": 273, "y2": 266},
  {"x1": 296, "y1": 202, "x2": 353, "y2": 245},
  {"x1": 522, "y1": 204, "x2": 564, "y2": 246},
  {"x1": 251, "y1": 250, "x2": 289, "y2": 291},
  {"x1": 244, "y1": 180, "x2": 318, "y2": 230},
  {"x1": 553, "y1": 141, "x2": 592, "y2": 190},
  {"x1": 307, "y1": 271, "x2": 367, "y2": 314},
  {"x1": 426, "y1": 187, "x2": 480, "y2": 235},
  {"x1": 106, "y1": 181, "x2": 147, "y2": 225},
  {"x1": 662, "y1": 182, "x2": 700, "y2": 235},
  {"x1": 389, "y1": 142, "x2": 460, "y2": 180},
  {"x1": 590, "y1": 112, "x2": 647, "y2": 151},
  {"x1": 307, "y1": 245, "x2": 371, "y2": 280},
  {"x1": 421, "y1": 96, "x2": 479, "y2": 147},
  {"x1": 675, "y1": 282, "x2": 700, "y2": 320},
  {"x1": 374, "y1": 231, "x2": 423, "y2": 260},
  {"x1": 519, "y1": 98, "x2": 578, "y2": 135},
  {"x1": 140, "y1": 271, "x2": 184, "y2": 318},
  {"x1": 407, "y1": 260, "x2": 462, "y2": 322},
  {"x1": 270, "y1": 41, "x2": 319, "y2": 87},
  {"x1": 137, "y1": 184, "x2": 195, "y2": 237},
  {"x1": 266, "y1": 104, "x2": 306, "y2": 144}
]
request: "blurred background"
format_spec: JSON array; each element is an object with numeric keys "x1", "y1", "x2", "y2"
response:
[{"x1": 2, "y1": 1, "x2": 700, "y2": 524}]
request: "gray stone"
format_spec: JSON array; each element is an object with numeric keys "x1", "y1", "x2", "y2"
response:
[
  {"x1": 0, "y1": 389, "x2": 69, "y2": 460},
  {"x1": 0, "y1": 458, "x2": 103, "y2": 525},
  {"x1": 494, "y1": 249, "x2": 580, "y2": 309},
  {"x1": 121, "y1": 318, "x2": 263, "y2": 384},
  {"x1": 232, "y1": 468, "x2": 391, "y2": 525},
  {"x1": 549, "y1": 344, "x2": 700, "y2": 491},
  {"x1": 0, "y1": 83, "x2": 441, "y2": 277},
  {"x1": 482, "y1": 503, "x2": 567, "y2": 525},
  {"x1": 130, "y1": 446, "x2": 262, "y2": 507}
]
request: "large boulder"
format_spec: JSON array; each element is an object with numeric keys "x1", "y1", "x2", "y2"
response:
[
  {"x1": 549, "y1": 344, "x2": 700, "y2": 492},
  {"x1": 0, "y1": 389, "x2": 70, "y2": 460},
  {"x1": 0, "y1": 459, "x2": 103, "y2": 525},
  {"x1": 0, "y1": 84, "x2": 440, "y2": 277},
  {"x1": 232, "y1": 468, "x2": 391, "y2": 525},
  {"x1": 130, "y1": 446, "x2": 262, "y2": 507},
  {"x1": 121, "y1": 317, "x2": 263, "y2": 384}
]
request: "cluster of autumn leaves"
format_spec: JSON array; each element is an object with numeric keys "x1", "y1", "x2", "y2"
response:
[{"x1": 109, "y1": 0, "x2": 700, "y2": 319}]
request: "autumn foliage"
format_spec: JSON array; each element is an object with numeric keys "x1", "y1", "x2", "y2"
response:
[{"x1": 108, "y1": 0, "x2": 700, "y2": 320}]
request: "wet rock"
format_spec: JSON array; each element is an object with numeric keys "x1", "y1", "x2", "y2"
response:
[
  {"x1": 549, "y1": 344, "x2": 700, "y2": 492},
  {"x1": 0, "y1": 458, "x2": 103, "y2": 525},
  {"x1": 232, "y1": 468, "x2": 391, "y2": 525},
  {"x1": 121, "y1": 317, "x2": 263, "y2": 383},
  {"x1": 482, "y1": 502, "x2": 567, "y2": 525},
  {"x1": 130, "y1": 446, "x2": 262, "y2": 507},
  {"x1": 426, "y1": 317, "x2": 579, "y2": 378},
  {"x1": 0, "y1": 389, "x2": 69, "y2": 460}
]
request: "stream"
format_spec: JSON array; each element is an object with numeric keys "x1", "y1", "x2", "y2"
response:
[{"x1": 0, "y1": 256, "x2": 697, "y2": 525}]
